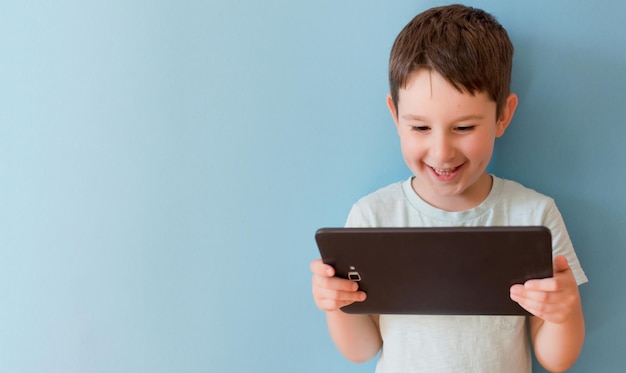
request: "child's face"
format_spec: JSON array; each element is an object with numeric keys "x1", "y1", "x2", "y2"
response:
[{"x1": 387, "y1": 69, "x2": 517, "y2": 212}]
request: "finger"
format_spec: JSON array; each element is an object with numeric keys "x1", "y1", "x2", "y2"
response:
[
  {"x1": 317, "y1": 294, "x2": 366, "y2": 311},
  {"x1": 523, "y1": 276, "x2": 559, "y2": 292},
  {"x1": 316, "y1": 286, "x2": 366, "y2": 302},
  {"x1": 314, "y1": 287, "x2": 367, "y2": 311},
  {"x1": 510, "y1": 284, "x2": 525, "y2": 294},
  {"x1": 511, "y1": 286, "x2": 547, "y2": 306},
  {"x1": 511, "y1": 295, "x2": 562, "y2": 321},
  {"x1": 512, "y1": 279, "x2": 580, "y2": 311},
  {"x1": 513, "y1": 292, "x2": 572, "y2": 324},
  {"x1": 315, "y1": 274, "x2": 359, "y2": 292},
  {"x1": 514, "y1": 287, "x2": 554, "y2": 304},
  {"x1": 511, "y1": 286, "x2": 558, "y2": 310},
  {"x1": 510, "y1": 278, "x2": 580, "y2": 324},
  {"x1": 310, "y1": 258, "x2": 334, "y2": 277},
  {"x1": 553, "y1": 255, "x2": 571, "y2": 274},
  {"x1": 524, "y1": 264, "x2": 577, "y2": 292}
]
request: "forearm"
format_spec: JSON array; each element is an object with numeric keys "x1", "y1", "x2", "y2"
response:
[
  {"x1": 531, "y1": 305, "x2": 585, "y2": 372},
  {"x1": 326, "y1": 311, "x2": 382, "y2": 363}
]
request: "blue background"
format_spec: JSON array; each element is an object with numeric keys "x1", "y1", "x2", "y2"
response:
[{"x1": 1, "y1": 1, "x2": 624, "y2": 372}]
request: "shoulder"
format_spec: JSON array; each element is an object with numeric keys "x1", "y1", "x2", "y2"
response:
[
  {"x1": 355, "y1": 181, "x2": 406, "y2": 207},
  {"x1": 494, "y1": 177, "x2": 556, "y2": 209},
  {"x1": 486, "y1": 176, "x2": 563, "y2": 226},
  {"x1": 345, "y1": 180, "x2": 409, "y2": 227}
]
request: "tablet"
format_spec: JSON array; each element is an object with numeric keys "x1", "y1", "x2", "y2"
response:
[{"x1": 315, "y1": 226, "x2": 553, "y2": 315}]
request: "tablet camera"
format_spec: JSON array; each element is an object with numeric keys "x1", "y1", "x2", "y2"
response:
[{"x1": 347, "y1": 271, "x2": 361, "y2": 282}]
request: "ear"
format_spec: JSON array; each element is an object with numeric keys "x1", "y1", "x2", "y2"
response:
[
  {"x1": 386, "y1": 94, "x2": 400, "y2": 129},
  {"x1": 496, "y1": 93, "x2": 518, "y2": 137}
]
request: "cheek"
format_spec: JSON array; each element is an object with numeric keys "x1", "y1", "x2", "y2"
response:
[
  {"x1": 399, "y1": 137, "x2": 422, "y2": 158},
  {"x1": 399, "y1": 140, "x2": 428, "y2": 171},
  {"x1": 464, "y1": 139, "x2": 495, "y2": 160}
]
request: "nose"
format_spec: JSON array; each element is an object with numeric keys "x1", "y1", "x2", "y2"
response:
[{"x1": 429, "y1": 131, "x2": 456, "y2": 163}]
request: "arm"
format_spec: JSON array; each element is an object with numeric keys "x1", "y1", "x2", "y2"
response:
[
  {"x1": 311, "y1": 259, "x2": 382, "y2": 363},
  {"x1": 510, "y1": 255, "x2": 584, "y2": 372}
]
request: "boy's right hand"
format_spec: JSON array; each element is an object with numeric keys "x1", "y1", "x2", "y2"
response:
[{"x1": 310, "y1": 258, "x2": 367, "y2": 312}]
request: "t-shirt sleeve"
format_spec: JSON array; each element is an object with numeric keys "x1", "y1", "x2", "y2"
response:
[
  {"x1": 344, "y1": 203, "x2": 370, "y2": 228},
  {"x1": 544, "y1": 200, "x2": 588, "y2": 285}
]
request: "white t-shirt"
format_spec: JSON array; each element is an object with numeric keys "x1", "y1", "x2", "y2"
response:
[{"x1": 345, "y1": 176, "x2": 588, "y2": 373}]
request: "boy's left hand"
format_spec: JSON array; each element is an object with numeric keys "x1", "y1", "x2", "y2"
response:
[{"x1": 510, "y1": 255, "x2": 580, "y2": 324}]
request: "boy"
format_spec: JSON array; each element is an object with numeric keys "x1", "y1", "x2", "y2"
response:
[{"x1": 311, "y1": 4, "x2": 587, "y2": 373}]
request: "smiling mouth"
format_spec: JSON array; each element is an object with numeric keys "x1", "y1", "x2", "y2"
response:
[{"x1": 431, "y1": 166, "x2": 460, "y2": 176}]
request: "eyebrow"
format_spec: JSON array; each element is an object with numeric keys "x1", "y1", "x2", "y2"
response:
[{"x1": 401, "y1": 114, "x2": 486, "y2": 122}]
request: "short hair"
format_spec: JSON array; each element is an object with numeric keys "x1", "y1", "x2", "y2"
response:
[{"x1": 389, "y1": 4, "x2": 513, "y2": 118}]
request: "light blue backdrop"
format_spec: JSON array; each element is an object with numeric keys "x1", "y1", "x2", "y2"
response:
[{"x1": 1, "y1": 1, "x2": 624, "y2": 372}]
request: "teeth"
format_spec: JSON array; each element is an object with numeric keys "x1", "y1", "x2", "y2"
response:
[{"x1": 433, "y1": 167, "x2": 456, "y2": 175}]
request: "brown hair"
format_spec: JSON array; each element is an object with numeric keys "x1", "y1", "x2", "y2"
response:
[{"x1": 389, "y1": 4, "x2": 513, "y2": 118}]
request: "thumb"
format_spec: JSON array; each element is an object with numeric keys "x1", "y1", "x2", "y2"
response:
[{"x1": 553, "y1": 255, "x2": 570, "y2": 274}]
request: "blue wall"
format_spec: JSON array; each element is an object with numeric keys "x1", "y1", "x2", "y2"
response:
[{"x1": 1, "y1": 1, "x2": 624, "y2": 372}]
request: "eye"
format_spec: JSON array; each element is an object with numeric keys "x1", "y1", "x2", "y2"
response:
[
  {"x1": 455, "y1": 125, "x2": 475, "y2": 132},
  {"x1": 410, "y1": 125, "x2": 430, "y2": 132}
]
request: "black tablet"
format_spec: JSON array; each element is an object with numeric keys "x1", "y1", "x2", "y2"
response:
[{"x1": 315, "y1": 226, "x2": 553, "y2": 315}]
